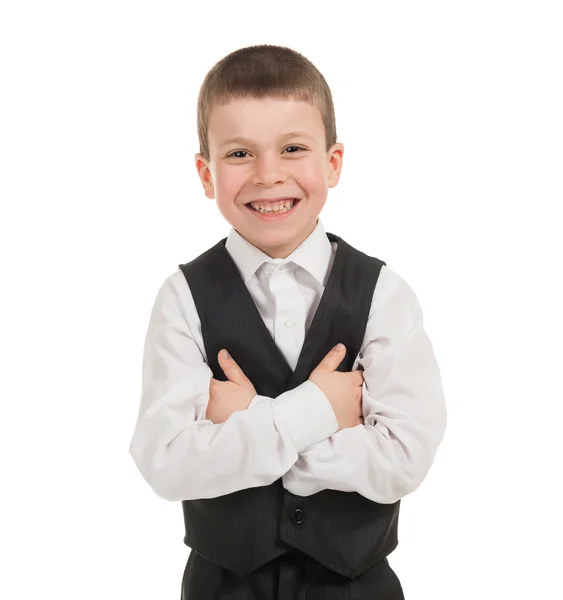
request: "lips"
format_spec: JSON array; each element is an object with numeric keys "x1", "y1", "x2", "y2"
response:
[{"x1": 245, "y1": 198, "x2": 301, "y2": 220}]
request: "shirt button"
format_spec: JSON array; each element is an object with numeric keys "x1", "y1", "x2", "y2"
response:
[
  {"x1": 290, "y1": 508, "x2": 305, "y2": 524},
  {"x1": 284, "y1": 320, "x2": 293, "y2": 330}
]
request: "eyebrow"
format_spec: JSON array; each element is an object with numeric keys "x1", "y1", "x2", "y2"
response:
[{"x1": 219, "y1": 131, "x2": 314, "y2": 148}]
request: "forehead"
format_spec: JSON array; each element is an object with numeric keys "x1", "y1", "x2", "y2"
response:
[{"x1": 208, "y1": 97, "x2": 324, "y2": 147}]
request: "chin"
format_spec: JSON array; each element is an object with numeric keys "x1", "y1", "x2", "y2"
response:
[{"x1": 255, "y1": 231, "x2": 308, "y2": 256}]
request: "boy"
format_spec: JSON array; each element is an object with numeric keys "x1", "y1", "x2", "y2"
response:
[{"x1": 129, "y1": 44, "x2": 447, "y2": 599}]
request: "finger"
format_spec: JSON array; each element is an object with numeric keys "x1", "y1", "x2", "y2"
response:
[
  {"x1": 350, "y1": 370, "x2": 363, "y2": 385},
  {"x1": 217, "y1": 349, "x2": 252, "y2": 387},
  {"x1": 316, "y1": 343, "x2": 346, "y2": 372}
]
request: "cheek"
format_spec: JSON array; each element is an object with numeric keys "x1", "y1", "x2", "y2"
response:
[
  {"x1": 296, "y1": 161, "x2": 328, "y2": 192},
  {"x1": 214, "y1": 165, "x2": 243, "y2": 202}
]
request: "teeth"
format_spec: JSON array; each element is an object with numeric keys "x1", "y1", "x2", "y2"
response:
[{"x1": 249, "y1": 199, "x2": 296, "y2": 213}]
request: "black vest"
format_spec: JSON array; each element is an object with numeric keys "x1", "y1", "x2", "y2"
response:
[{"x1": 177, "y1": 232, "x2": 400, "y2": 580}]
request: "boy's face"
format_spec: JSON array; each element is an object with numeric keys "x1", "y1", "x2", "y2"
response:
[{"x1": 195, "y1": 97, "x2": 343, "y2": 258}]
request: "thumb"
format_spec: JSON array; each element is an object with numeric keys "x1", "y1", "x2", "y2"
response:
[
  {"x1": 218, "y1": 349, "x2": 254, "y2": 388},
  {"x1": 316, "y1": 343, "x2": 346, "y2": 372}
]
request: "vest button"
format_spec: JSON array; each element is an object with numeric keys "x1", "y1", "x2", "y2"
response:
[{"x1": 290, "y1": 509, "x2": 305, "y2": 524}]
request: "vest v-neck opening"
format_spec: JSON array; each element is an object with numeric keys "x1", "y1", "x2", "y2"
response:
[{"x1": 219, "y1": 233, "x2": 344, "y2": 387}]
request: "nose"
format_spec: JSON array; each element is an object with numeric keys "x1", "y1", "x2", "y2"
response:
[{"x1": 250, "y1": 152, "x2": 288, "y2": 187}]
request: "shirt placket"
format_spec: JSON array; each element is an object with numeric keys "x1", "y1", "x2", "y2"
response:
[{"x1": 267, "y1": 264, "x2": 304, "y2": 372}]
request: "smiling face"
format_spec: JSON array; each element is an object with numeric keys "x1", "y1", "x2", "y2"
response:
[{"x1": 195, "y1": 97, "x2": 344, "y2": 258}]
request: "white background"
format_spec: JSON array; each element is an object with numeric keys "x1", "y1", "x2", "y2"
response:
[{"x1": 1, "y1": 1, "x2": 562, "y2": 598}]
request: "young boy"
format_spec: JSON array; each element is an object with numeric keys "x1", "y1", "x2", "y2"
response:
[{"x1": 129, "y1": 44, "x2": 447, "y2": 599}]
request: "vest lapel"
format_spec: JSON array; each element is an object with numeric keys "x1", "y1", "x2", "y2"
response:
[{"x1": 286, "y1": 232, "x2": 349, "y2": 390}]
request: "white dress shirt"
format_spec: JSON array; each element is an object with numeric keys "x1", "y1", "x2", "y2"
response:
[{"x1": 128, "y1": 219, "x2": 447, "y2": 504}]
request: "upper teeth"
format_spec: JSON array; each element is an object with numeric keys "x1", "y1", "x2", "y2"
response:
[{"x1": 250, "y1": 199, "x2": 296, "y2": 213}]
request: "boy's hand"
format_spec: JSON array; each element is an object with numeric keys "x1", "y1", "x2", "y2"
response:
[
  {"x1": 308, "y1": 344, "x2": 365, "y2": 431},
  {"x1": 205, "y1": 350, "x2": 257, "y2": 424}
]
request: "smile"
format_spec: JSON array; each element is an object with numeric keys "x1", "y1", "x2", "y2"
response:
[{"x1": 246, "y1": 199, "x2": 301, "y2": 221}]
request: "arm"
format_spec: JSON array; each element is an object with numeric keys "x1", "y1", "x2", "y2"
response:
[
  {"x1": 282, "y1": 272, "x2": 447, "y2": 504},
  {"x1": 128, "y1": 273, "x2": 338, "y2": 502}
]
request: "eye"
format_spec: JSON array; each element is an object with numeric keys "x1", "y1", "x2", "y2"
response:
[
  {"x1": 284, "y1": 145, "x2": 306, "y2": 153},
  {"x1": 227, "y1": 150, "x2": 249, "y2": 158}
]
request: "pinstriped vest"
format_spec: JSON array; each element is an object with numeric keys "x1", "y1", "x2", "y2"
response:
[{"x1": 177, "y1": 232, "x2": 400, "y2": 580}]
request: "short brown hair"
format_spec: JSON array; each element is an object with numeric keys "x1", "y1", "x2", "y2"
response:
[{"x1": 197, "y1": 44, "x2": 337, "y2": 161}]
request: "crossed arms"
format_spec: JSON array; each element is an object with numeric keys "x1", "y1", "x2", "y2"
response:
[{"x1": 128, "y1": 274, "x2": 447, "y2": 504}]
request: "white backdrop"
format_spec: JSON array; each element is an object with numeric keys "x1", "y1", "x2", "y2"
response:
[{"x1": 1, "y1": 1, "x2": 562, "y2": 598}]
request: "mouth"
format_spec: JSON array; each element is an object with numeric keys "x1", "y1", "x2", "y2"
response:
[
  {"x1": 245, "y1": 198, "x2": 301, "y2": 222},
  {"x1": 246, "y1": 198, "x2": 300, "y2": 213}
]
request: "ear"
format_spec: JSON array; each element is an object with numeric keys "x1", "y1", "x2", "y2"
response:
[
  {"x1": 327, "y1": 142, "x2": 344, "y2": 188},
  {"x1": 195, "y1": 153, "x2": 215, "y2": 200}
]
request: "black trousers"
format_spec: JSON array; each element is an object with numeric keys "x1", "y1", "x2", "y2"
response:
[{"x1": 181, "y1": 547, "x2": 405, "y2": 599}]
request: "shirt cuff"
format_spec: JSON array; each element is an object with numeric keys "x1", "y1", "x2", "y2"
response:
[
  {"x1": 271, "y1": 380, "x2": 339, "y2": 453},
  {"x1": 248, "y1": 394, "x2": 269, "y2": 409}
]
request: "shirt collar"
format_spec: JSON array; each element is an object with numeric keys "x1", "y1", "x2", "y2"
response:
[{"x1": 225, "y1": 218, "x2": 334, "y2": 286}]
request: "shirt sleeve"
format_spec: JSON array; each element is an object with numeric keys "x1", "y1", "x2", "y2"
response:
[
  {"x1": 128, "y1": 274, "x2": 339, "y2": 502},
  {"x1": 282, "y1": 272, "x2": 447, "y2": 504}
]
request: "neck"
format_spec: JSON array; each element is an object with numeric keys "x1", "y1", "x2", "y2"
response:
[{"x1": 253, "y1": 219, "x2": 318, "y2": 259}]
